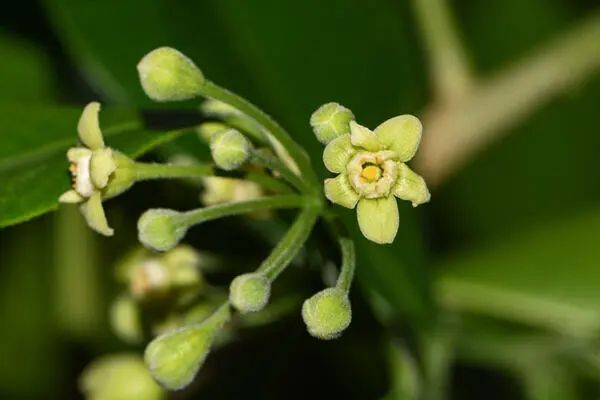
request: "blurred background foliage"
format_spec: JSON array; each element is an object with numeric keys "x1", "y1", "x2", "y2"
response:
[{"x1": 0, "y1": 0, "x2": 598, "y2": 398}]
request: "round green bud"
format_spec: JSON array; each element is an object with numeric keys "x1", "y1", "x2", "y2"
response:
[
  {"x1": 80, "y1": 353, "x2": 165, "y2": 400},
  {"x1": 229, "y1": 273, "x2": 271, "y2": 313},
  {"x1": 196, "y1": 121, "x2": 229, "y2": 142},
  {"x1": 210, "y1": 129, "x2": 252, "y2": 171},
  {"x1": 109, "y1": 296, "x2": 143, "y2": 344},
  {"x1": 301, "y1": 288, "x2": 352, "y2": 340},
  {"x1": 137, "y1": 47, "x2": 205, "y2": 102},
  {"x1": 138, "y1": 209, "x2": 187, "y2": 252},
  {"x1": 310, "y1": 102, "x2": 355, "y2": 144},
  {"x1": 144, "y1": 325, "x2": 214, "y2": 390}
]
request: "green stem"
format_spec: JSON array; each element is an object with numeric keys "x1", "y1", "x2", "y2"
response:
[
  {"x1": 133, "y1": 162, "x2": 212, "y2": 180},
  {"x1": 335, "y1": 237, "x2": 356, "y2": 294},
  {"x1": 175, "y1": 194, "x2": 307, "y2": 228},
  {"x1": 251, "y1": 149, "x2": 310, "y2": 193},
  {"x1": 201, "y1": 80, "x2": 319, "y2": 192},
  {"x1": 198, "y1": 302, "x2": 231, "y2": 332},
  {"x1": 258, "y1": 206, "x2": 321, "y2": 281}
]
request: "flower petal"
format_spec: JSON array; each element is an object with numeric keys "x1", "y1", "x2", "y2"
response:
[
  {"x1": 59, "y1": 189, "x2": 84, "y2": 204},
  {"x1": 67, "y1": 147, "x2": 92, "y2": 162},
  {"x1": 323, "y1": 134, "x2": 355, "y2": 173},
  {"x1": 78, "y1": 102, "x2": 105, "y2": 150},
  {"x1": 90, "y1": 148, "x2": 117, "y2": 189},
  {"x1": 374, "y1": 115, "x2": 422, "y2": 161},
  {"x1": 324, "y1": 174, "x2": 359, "y2": 209},
  {"x1": 80, "y1": 192, "x2": 114, "y2": 236},
  {"x1": 350, "y1": 121, "x2": 380, "y2": 151},
  {"x1": 356, "y1": 196, "x2": 399, "y2": 244},
  {"x1": 393, "y1": 163, "x2": 430, "y2": 207}
]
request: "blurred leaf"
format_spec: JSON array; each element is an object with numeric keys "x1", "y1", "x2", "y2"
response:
[
  {"x1": 0, "y1": 219, "x2": 63, "y2": 398},
  {"x1": 436, "y1": 207, "x2": 600, "y2": 338},
  {"x1": 0, "y1": 104, "x2": 183, "y2": 228},
  {"x1": 0, "y1": 30, "x2": 56, "y2": 102}
]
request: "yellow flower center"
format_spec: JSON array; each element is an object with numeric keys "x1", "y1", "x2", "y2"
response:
[
  {"x1": 360, "y1": 165, "x2": 381, "y2": 182},
  {"x1": 346, "y1": 150, "x2": 398, "y2": 199}
]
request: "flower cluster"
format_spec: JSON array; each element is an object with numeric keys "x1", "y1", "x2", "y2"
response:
[{"x1": 60, "y1": 47, "x2": 429, "y2": 398}]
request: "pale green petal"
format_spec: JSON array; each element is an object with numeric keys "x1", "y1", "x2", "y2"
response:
[
  {"x1": 323, "y1": 134, "x2": 355, "y2": 173},
  {"x1": 67, "y1": 147, "x2": 92, "y2": 162},
  {"x1": 59, "y1": 189, "x2": 84, "y2": 204},
  {"x1": 374, "y1": 115, "x2": 422, "y2": 162},
  {"x1": 90, "y1": 148, "x2": 116, "y2": 189},
  {"x1": 356, "y1": 197, "x2": 399, "y2": 244},
  {"x1": 349, "y1": 121, "x2": 380, "y2": 151},
  {"x1": 324, "y1": 174, "x2": 359, "y2": 209},
  {"x1": 77, "y1": 102, "x2": 105, "y2": 150},
  {"x1": 80, "y1": 192, "x2": 114, "y2": 236},
  {"x1": 393, "y1": 163, "x2": 430, "y2": 207}
]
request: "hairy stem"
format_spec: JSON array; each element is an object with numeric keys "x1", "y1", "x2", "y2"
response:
[
  {"x1": 258, "y1": 206, "x2": 321, "y2": 281},
  {"x1": 202, "y1": 81, "x2": 319, "y2": 192},
  {"x1": 176, "y1": 195, "x2": 307, "y2": 228},
  {"x1": 335, "y1": 237, "x2": 356, "y2": 294},
  {"x1": 134, "y1": 162, "x2": 212, "y2": 180},
  {"x1": 251, "y1": 149, "x2": 310, "y2": 193}
]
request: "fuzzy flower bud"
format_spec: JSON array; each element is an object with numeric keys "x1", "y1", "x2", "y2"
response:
[
  {"x1": 144, "y1": 304, "x2": 230, "y2": 390},
  {"x1": 137, "y1": 209, "x2": 187, "y2": 252},
  {"x1": 310, "y1": 102, "x2": 355, "y2": 144},
  {"x1": 302, "y1": 288, "x2": 352, "y2": 340},
  {"x1": 229, "y1": 273, "x2": 271, "y2": 313},
  {"x1": 210, "y1": 129, "x2": 252, "y2": 171},
  {"x1": 137, "y1": 47, "x2": 205, "y2": 102},
  {"x1": 80, "y1": 354, "x2": 165, "y2": 400},
  {"x1": 109, "y1": 296, "x2": 143, "y2": 344}
]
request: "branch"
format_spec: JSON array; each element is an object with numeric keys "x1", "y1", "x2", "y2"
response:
[
  {"x1": 411, "y1": 0, "x2": 473, "y2": 101},
  {"x1": 416, "y1": 11, "x2": 600, "y2": 187}
]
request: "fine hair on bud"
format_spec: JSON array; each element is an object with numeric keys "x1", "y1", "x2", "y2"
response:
[
  {"x1": 138, "y1": 209, "x2": 188, "y2": 252},
  {"x1": 229, "y1": 273, "x2": 271, "y2": 313},
  {"x1": 210, "y1": 129, "x2": 252, "y2": 171},
  {"x1": 302, "y1": 287, "x2": 352, "y2": 340},
  {"x1": 310, "y1": 102, "x2": 355, "y2": 144},
  {"x1": 137, "y1": 47, "x2": 205, "y2": 102},
  {"x1": 144, "y1": 325, "x2": 214, "y2": 390}
]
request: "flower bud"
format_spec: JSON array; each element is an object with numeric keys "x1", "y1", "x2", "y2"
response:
[
  {"x1": 138, "y1": 209, "x2": 187, "y2": 252},
  {"x1": 310, "y1": 102, "x2": 355, "y2": 144},
  {"x1": 80, "y1": 354, "x2": 165, "y2": 400},
  {"x1": 196, "y1": 121, "x2": 229, "y2": 142},
  {"x1": 302, "y1": 288, "x2": 352, "y2": 340},
  {"x1": 144, "y1": 305, "x2": 230, "y2": 390},
  {"x1": 137, "y1": 47, "x2": 205, "y2": 102},
  {"x1": 109, "y1": 296, "x2": 143, "y2": 344},
  {"x1": 210, "y1": 129, "x2": 252, "y2": 171},
  {"x1": 229, "y1": 273, "x2": 271, "y2": 313}
]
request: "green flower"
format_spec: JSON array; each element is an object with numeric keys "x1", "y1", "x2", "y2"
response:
[
  {"x1": 318, "y1": 113, "x2": 430, "y2": 244},
  {"x1": 59, "y1": 102, "x2": 135, "y2": 236}
]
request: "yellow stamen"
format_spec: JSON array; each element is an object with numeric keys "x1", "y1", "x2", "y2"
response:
[{"x1": 361, "y1": 165, "x2": 380, "y2": 182}]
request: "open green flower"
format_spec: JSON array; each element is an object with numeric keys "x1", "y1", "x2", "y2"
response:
[
  {"x1": 59, "y1": 102, "x2": 135, "y2": 236},
  {"x1": 320, "y1": 114, "x2": 430, "y2": 244}
]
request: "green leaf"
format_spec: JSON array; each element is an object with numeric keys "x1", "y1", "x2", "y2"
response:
[
  {"x1": 435, "y1": 207, "x2": 600, "y2": 338},
  {"x1": 0, "y1": 30, "x2": 57, "y2": 102},
  {"x1": 0, "y1": 104, "x2": 182, "y2": 228}
]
